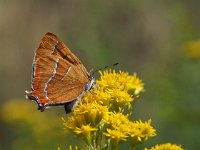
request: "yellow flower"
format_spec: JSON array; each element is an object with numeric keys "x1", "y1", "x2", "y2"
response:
[
  {"x1": 74, "y1": 124, "x2": 97, "y2": 144},
  {"x1": 97, "y1": 69, "x2": 121, "y2": 90},
  {"x1": 125, "y1": 73, "x2": 144, "y2": 95},
  {"x1": 105, "y1": 112, "x2": 130, "y2": 129},
  {"x1": 144, "y1": 143, "x2": 184, "y2": 150},
  {"x1": 97, "y1": 70, "x2": 144, "y2": 96},
  {"x1": 63, "y1": 99, "x2": 109, "y2": 145},
  {"x1": 128, "y1": 120, "x2": 156, "y2": 143},
  {"x1": 104, "y1": 115, "x2": 131, "y2": 150},
  {"x1": 108, "y1": 88, "x2": 133, "y2": 109},
  {"x1": 74, "y1": 100, "x2": 109, "y2": 126},
  {"x1": 104, "y1": 112, "x2": 156, "y2": 146},
  {"x1": 93, "y1": 87, "x2": 112, "y2": 106},
  {"x1": 74, "y1": 124, "x2": 97, "y2": 134},
  {"x1": 80, "y1": 86, "x2": 112, "y2": 108},
  {"x1": 63, "y1": 115, "x2": 85, "y2": 131},
  {"x1": 104, "y1": 112, "x2": 131, "y2": 144},
  {"x1": 104, "y1": 128, "x2": 128, "y2": 141},
  {"x1": 184, "y1": 39, "x2": 200, "y2": 59},
  {"x1": 95, "y1": 70, "x2": 144, "y2": 111},
  {"x1": 63, "y1": 116, "x2": 97, "y2": 145},
  {"x1": 104, "y1": 128, "x2": 129, "y2": 150}
]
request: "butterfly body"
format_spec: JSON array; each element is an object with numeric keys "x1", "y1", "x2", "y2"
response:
[{"x1": 25, "y1": 32, "x2": 95, "y2": 113}]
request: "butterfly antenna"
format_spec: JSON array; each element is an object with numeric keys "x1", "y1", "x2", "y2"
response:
[{"x1": 91, "y1": 62, "x2": 119, "y2": 75}]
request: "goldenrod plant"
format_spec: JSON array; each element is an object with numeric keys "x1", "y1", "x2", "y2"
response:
[
  {"x1": 0, "y1": 70, "x2": 184, "y2": 150},
  {"x1": 63, "y1": 69, "x2": 183, "y2": 150}
]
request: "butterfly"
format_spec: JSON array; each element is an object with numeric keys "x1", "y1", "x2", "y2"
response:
[{"x1": 25, "y1": 32, "x2": 95, "y2": 113}]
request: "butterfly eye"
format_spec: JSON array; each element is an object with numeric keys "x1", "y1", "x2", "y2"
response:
[{"x1": 84, "y1": 76, "x2": 95, "y2": 91}]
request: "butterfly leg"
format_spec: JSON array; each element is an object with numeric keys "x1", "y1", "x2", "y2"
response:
[{"x1": 64, "y1": 100, "x2": 77, "y2": 114}]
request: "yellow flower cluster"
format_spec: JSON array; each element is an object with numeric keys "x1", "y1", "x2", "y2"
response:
[
  {"x1": 129, "y1": 120, "x2": 156, "y2": 143},
  {"x1": 98, "y1": 70, "x2": 144, "y2": 95},
  {"x1": 62, "y1": 69, "x2": 185, "y2": 149},
  {"x1": 104, "y1": 112, "x2": 130, "y2": 142},
  {"x1": 144, "y1": 143, "x2": 184, "y2": 150},
  {"x1": 96, "y1": 70, "x2": 144, "y2": 110},
  {"x1": 104, "y1": 112, "x2": 156, "y2": 145},
  {"x1": 184, "y1": 39, "x2": 200, "y2": 59},
  {"x1": 63, "y1": 101, "x2": 108, "y2": 145},
  {"x1": 63, "y1": 69, "x2": 153, "y2": 149}
]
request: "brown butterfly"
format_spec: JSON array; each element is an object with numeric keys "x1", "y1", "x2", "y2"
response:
[{"x1": 25, "y1": 32, "x2": 95, "y2": 113}]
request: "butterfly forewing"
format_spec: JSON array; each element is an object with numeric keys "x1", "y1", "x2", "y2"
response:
[
  {"x1": 45, "y1": 56, "x2": 88, "y2": 103},
  {"x1": 26, "y1": 32, "x2": 92, "y2": 112}
]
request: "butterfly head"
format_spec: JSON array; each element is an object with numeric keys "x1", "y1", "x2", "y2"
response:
[{"x1": 84, "y1": 75, "x2": 96, "y2": 91}]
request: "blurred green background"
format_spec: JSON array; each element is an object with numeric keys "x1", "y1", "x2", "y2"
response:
[{"x1": 0, "y1": 0, "x2": 200, "y2": 149}]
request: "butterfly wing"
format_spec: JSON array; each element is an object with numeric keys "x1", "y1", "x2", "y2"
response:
[{"x1": 26, "y1": 32, "x2": 90, "y2": 111}]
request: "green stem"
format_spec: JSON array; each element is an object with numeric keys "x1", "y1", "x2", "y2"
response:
[{"x1": 110, "y1": 139, "x2": 119, "y2": 150}]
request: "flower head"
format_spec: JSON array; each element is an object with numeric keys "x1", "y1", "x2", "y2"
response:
[
  {"x1": 144, "y1": 143, "x2": 184, "y2": 150},
  {"x1": 104, "y1": 128, "x2": 128, "y2": 141},
  {"x1": 63, "y1": 116, "x2": 97, "y2": 144},
  {"x1": 104, "y1": 112, "x2": 130, "y2": 145},
  {"x1": 184, "y1": 39, "x2": 200, "y2": 59},
  {"x1": 74, "y1": 100, "x2": 109, "y2": 126},
  {"x1": 108, "y1": 88, "x2": 133, "y2": 109},
  {"x1": 128, "y1": 120, "x2": 156, "y2": 143},
  {"x1": 97, "y1": 70, "x2": 144, "y2": 96},
  {"x1": 63, "y1": 101, "x2": 108, "y2": 129},
  {"x1": 95, "y1": 70, "x2": 144, "y2": 111},
  {"x1": 63, "y1": 94, "x2": 109, "y2": 145},
  {"x1": 105, "y1": 111, "x2": 130, "y2": 129}
]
